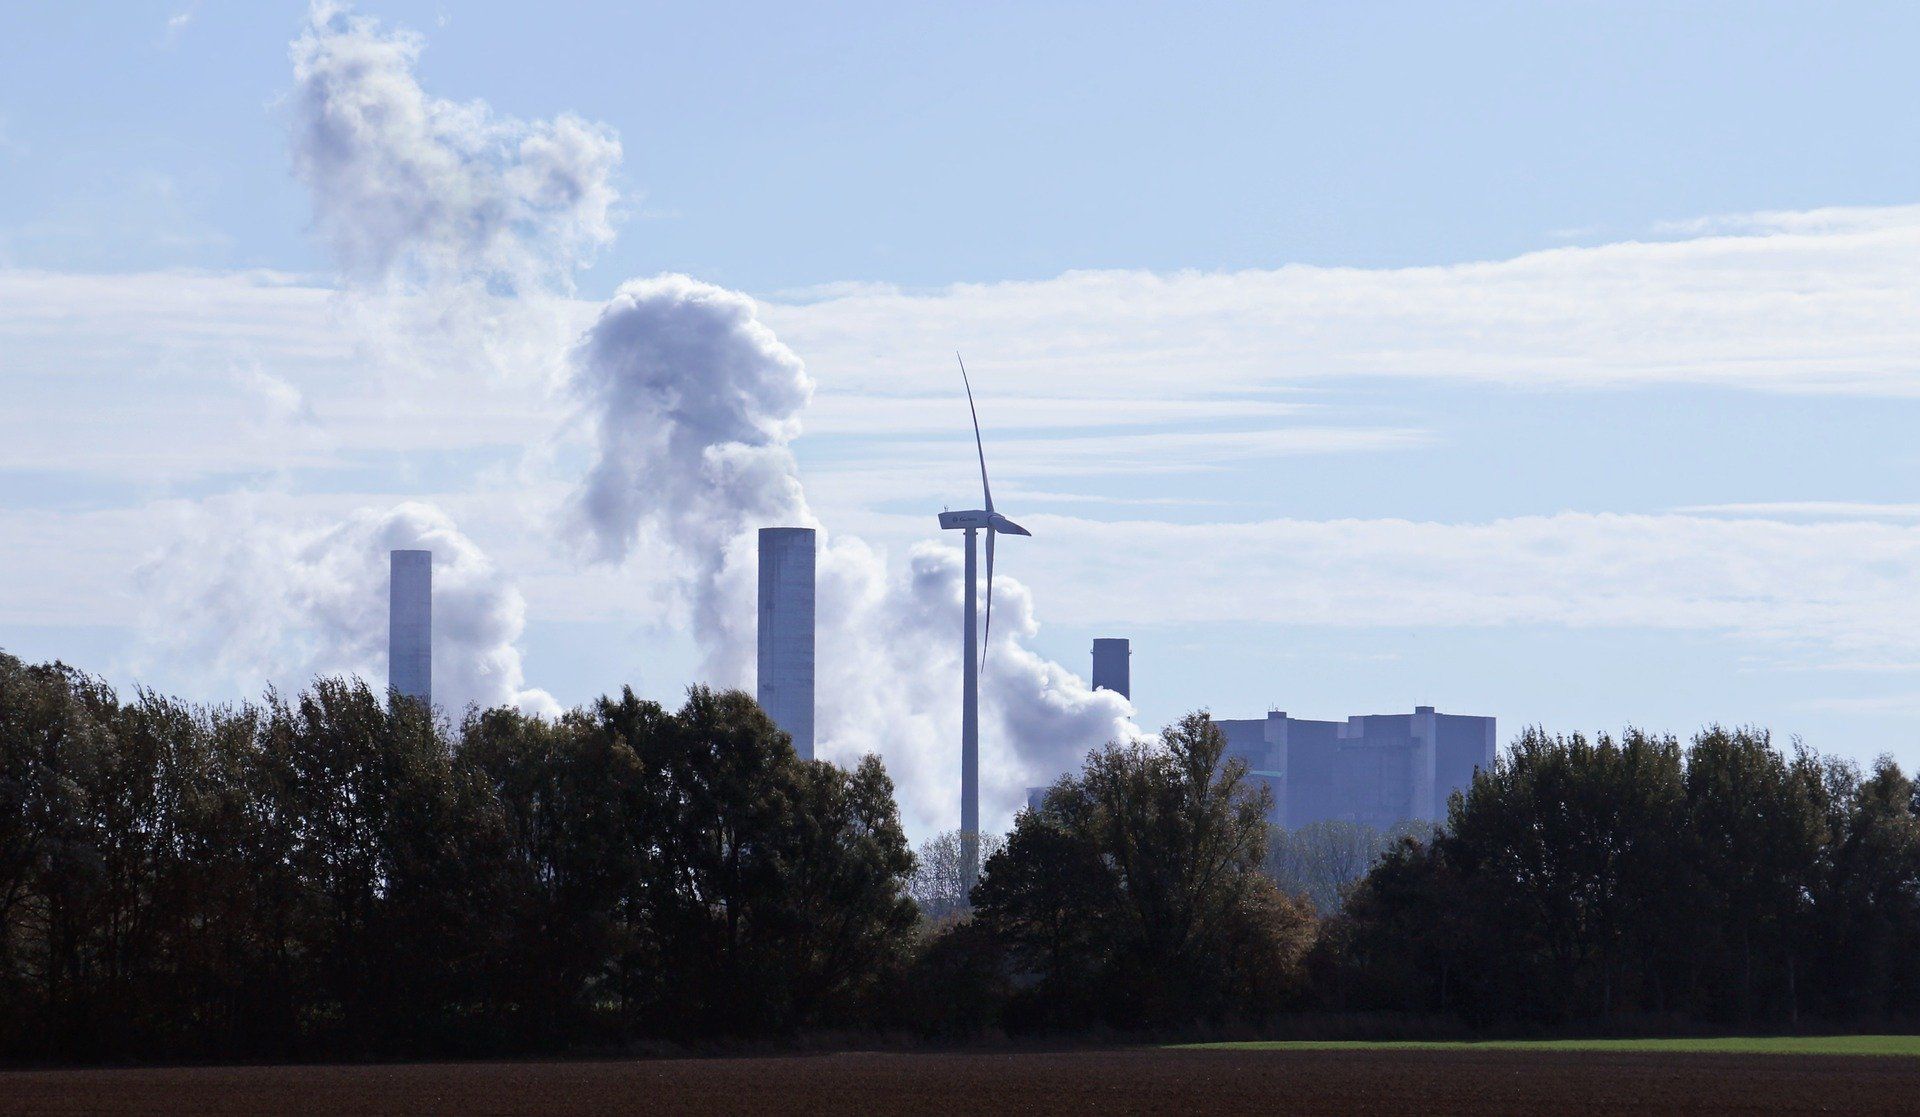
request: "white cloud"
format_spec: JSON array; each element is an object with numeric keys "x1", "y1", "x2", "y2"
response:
[
  {"x1": 1677, "y1": 501, "x2": 1920, "y2": 520},
  {"x1": 762, "y1": 208, "x2": 1920, "y2": 398},
  {"x1": 12, "y1": 202, "x2": 1920, "y2": 486},
  {"x1": 1652, "y1": 204, "x2": 1920, "y2": 238},
  {"x1": 1003, "y1": 510, "x2": 1920, "y2": 661},
  {"x1": 799, "y1": 393, "x2": 1311, "y2": 435}
]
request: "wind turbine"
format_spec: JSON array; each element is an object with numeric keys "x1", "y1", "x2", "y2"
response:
[{"x1": 938, "y1": 354, "x2": 1030, "y2": 894}]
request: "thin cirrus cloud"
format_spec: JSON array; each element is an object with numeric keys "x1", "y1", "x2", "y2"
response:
[
  {"x1": 1676, "y1": 501, "x2": 1920, "y2": 520},
  {"x1": 4, "y1": 197, "x2": 1919, "y2": 484},
  {"x1": 762, "y1": 206, "x2": 1920, "y2": 398},
  {"x1": 8, "y1": 203, "x2": 1920, "y2": 666},
  {"x1": 1006, "y1": 511, "x2": 1920, "y2": 660},
  {"x1": 17, "y1": 500, "x2": 1920, "y2": 663}
]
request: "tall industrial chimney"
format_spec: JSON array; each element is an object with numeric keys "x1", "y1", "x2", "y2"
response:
[
  {"x1": 388, "y1": 549, "x2": 431, "y2": 705},
  {"x1": 1092, "y1": 637, "x2": 1130, "y2": 700},
  {"x1": 757, "y1": 527, "x2": 816, "y2": 759}
]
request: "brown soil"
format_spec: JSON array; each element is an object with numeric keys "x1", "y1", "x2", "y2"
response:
[{"x1": 3, "y1": 1048, "x2": 1914, "y2": 1116}]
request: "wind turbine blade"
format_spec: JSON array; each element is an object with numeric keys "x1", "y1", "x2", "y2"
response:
[
  {"x1": 988, "y1": 513, "x2": 1031, "y2": 537},
  {"x1": 981, "y1": 526, "x2": 995, "y2": 676},
  {"x1": 957, "y1": 352, "x2": 993, "y2": 513}
]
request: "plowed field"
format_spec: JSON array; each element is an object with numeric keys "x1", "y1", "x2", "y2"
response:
[{"x1": 5, "y1": 1047, "x2": 1916, "y2": 1115}]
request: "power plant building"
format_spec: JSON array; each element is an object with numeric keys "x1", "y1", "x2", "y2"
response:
[
  {"x1": 1215, "y1": 707, "x2": 1496, "y2": 829},
  {"x1": 1011, "y1": 644, "x2": 1494, "y2": 833},
  {"x1": 757, "y1": 527, "x2": 816, "y2": 760},
  {"x1": 388, "y1": 549, "x2": 432, "y2": 705}
]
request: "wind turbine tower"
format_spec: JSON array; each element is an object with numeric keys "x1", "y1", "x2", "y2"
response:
[{"x1": 938, "y1": 356, "x2": 1030, "y2": 893}]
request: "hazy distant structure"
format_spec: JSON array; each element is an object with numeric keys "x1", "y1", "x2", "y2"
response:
[
  {"x1": 756, "y1": 527, "x2": 816, "y2": 760},
  {"x1": 1091, "y1": 638, "x2": 1130, "y2": 699},
  {"x1": 939, "y1": 357, "x2": 1030, "y2": 894},
  {"x1": 1025, "y1": 786, "x2": 1048, "y2": 814},
  {"x1": 388, "y1": 549, "x2": 431, "y2": 705},
  {"x1": 1215, "y1": 707, "x2": 1495, "y2": 829}
]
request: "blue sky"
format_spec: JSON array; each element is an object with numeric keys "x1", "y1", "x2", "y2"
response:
[
  {"x1": 10, "y1": 2, "x2": 1920, "y2": 286},
  {"x1": 6, "y1": 2, "x2": 1920, "y2": 835}
]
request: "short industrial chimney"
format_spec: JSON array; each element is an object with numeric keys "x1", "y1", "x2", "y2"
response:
[
  {"x1": 757, "y1": 527, "x2": 816, "y2": 759},
  {"x1": 388, "y1": 549, "x2": 432, "y2": 705},
  {"x1": 1092, "y1": 637, "x2": 1130, "y2": 700}
]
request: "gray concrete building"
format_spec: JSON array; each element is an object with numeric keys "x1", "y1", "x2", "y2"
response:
[
  {"x1": 1216, "y1": 707, "x2": 1495, "y2": 829},
  {"x1": 1092, "y1": 637, "x2": 1131, "y2": 699},
  {"x1": 757, "y1": 527, "x2": 816, "y2": 759},
  {"x1": 388, "y1": 549, "x2": 431, "y2": 705}
]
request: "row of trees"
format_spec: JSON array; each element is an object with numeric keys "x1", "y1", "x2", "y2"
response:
[
  {"x1": 1, "y1": 653, "x2": 915, "y2": 1060},
  {"x1": 13, "y1": 644, "x2": 1920, "y2": 1059},
  {"x1": 1328, "y1": 727, "x2": 1920, "y2": 1026}
]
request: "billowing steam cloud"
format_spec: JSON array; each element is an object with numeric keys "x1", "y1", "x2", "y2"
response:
[
  {"x1": 128, "y1": 1, "x2": 610, "y2": 718},
  {"x1": 139, "y1": 500, "x2": 557, "y2": 716},
  {"x1": 569, "y1": 276, "x2": 812, "y2": 680},
  {"x1": 290, "y1": 1, "x2": 620, "y2": 292},
  {"x1": 262, "y1": 3, "x2": 1134, "y2": 834},
  {"x1": 815, "y1": 542, "x2": 1135, "y2": 834},
  {"x1": 565, "y1": 279, "x2": 1134, "y2": 832},
  {"x1": 289, "y1": 1, "x2": 621, "y2": 381}
]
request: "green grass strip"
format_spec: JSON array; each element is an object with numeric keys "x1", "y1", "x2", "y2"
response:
[{"x1": 1173, "y1": 1035, "x2": 1920, "y2": 1057}]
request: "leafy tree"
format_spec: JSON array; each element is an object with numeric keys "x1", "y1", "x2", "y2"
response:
[
  {"x1": 1807, "y1": 756, "x2": 1920, "y2": 1020},
  {"x1": 972, "y1": 712, "x2": 1316, "y2": 1030},
  {"x1": 1680, "y1": 727, "x2": 1826, "y2": 1022}
]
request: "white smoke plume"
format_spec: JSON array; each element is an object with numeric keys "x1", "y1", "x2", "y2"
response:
[
  {"x1": 569, "y1": 276, "x2": 813, "y2": 680},
  {"x1": 565, "y1": 279, "x2": 1135, "y2": 833},
  {"x1": 133, "y1": 2, "x2": 591, "y2": 723},
  {"x1": 815, "y1": 541, "x2": 1136, "y2": 835},
  {"x1": 290, "y1": 2, "x2": 620, "y2": 293},
  {"x1": 274, "y1": 4, "x2": 1132, "y2": 835},
  {"x1": 138, "y1": 499, "x2": 557, "y2": 717},
  {"x1": 289, "y1": 1, "x2": 620, "y2": 380}
]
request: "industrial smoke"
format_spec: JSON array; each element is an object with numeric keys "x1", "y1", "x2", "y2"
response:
[{"x1": 150, "y1": 1, "x2": 1134, "y2": 836}]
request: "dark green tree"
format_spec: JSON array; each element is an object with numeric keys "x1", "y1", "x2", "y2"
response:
[{"x1": 971, "y1": 713, "x2": 1316, "y2": 1030}]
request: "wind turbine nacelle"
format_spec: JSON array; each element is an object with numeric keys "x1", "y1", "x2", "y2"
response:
[
  {"x1": 939, "y1": 510, "x2": 1032, "y2": 536},
  {"x1": 939, "y1": 509, "x2": 994, "y2": 529}
]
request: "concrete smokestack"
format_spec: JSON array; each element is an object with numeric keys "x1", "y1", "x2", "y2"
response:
[
  {"x1": 388, "y1": 549, "x2": 431, "y2": 705},
  {"x1": 1092, "y1": 637, "x2": 1130, "y2": 700},
  {"x1": 757, "y1": 527, "x2": 816, "y2": 759}
]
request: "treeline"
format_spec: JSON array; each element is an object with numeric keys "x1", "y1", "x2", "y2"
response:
[
  {"x1": 0, "y1": 653, "x2": 915, "y2": 1061},
  {"x1": 1326, "y1": 726, "x2": 1920, "y2": 1027},
  {"x1": 10, "y1": 647, "x2": 1920, "y2": 1062}
]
